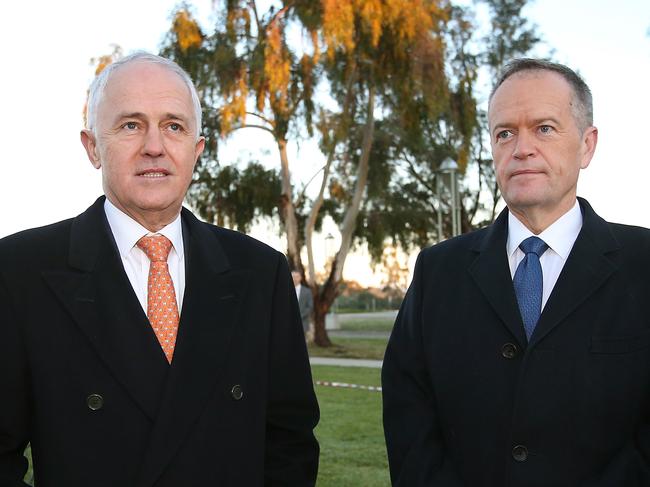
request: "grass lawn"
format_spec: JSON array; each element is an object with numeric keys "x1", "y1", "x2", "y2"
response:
[
  {"x1": 312, "y1": 365, "x2": 389, "y2": 487},
  {"x1": 339, "y1": 317, "x2": 395, "y2": 332},
  {"x1": 24, "y1": 445, "x2": 33, "y2": 486},
  {"x1": 308, "y1": 336, "x2": 388, "y2": 360}
]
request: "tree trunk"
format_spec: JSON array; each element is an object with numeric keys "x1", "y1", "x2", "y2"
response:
[
  {"x1": 305, "y1": 150, "x2": 334, "y2": 285},
  {"x1": 331, "y1": 86, "x2": 375, "y2": 282},
  {"x1": 277, "y1": 138, "x2": 302, "y2": 273},
  {"x1": 305, "y1": 66, "x2": 357, "y2": 286},
  {"x1": 311, "y1": 257, "x2": 342, "y2": 347},
  {"x1": 311, "y1": 86, "x2": 376, "y2": 347}
]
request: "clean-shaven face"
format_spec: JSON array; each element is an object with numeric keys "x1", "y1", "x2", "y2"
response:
[
  {"x1": 488, "y1": 70, "x2": 597, "y2": 224},
  {"x1": 82, "y1": 61, "x2": 204, "y2": 228}
]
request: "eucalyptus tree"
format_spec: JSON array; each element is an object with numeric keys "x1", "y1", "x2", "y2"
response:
[{"x1": 158, "y1": 0, "x2": 541, "y2": 346}]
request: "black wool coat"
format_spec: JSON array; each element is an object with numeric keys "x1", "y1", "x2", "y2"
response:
[
  {"x1": 0, "y1": 196, "x2": 320, "y2": 487},
  {"x1": 383, "y1": 198, "x2": 650, "y2": 487}
]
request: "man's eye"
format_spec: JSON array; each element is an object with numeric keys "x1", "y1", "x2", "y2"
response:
[
  {"x1": 169, "y1": 123, "x2": 182, "y2": 131},
  {"x1": 539, "y1": 125, "x2": 553, "y2": 134},
  {"x1": 496, "y1": 130, "x2": 513, "y2": 140},
  {"x1": 124, "y1": 122, "x2": 138, "y2": 130}
]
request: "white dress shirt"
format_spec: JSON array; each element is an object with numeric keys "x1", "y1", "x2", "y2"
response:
[
  {"x1": 507, "y1": 200, "x2": 582, "y2": 310},
  {"x1": 104, "y1": 199, "x2": 186, "y2": 313},
  {"x1": 295, "y1": 284, "x2": 302, "y2": 300}
]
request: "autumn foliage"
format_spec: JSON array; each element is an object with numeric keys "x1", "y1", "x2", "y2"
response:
[{"x1": 156, "y1": 0, "x2": 539, "y2": 346}]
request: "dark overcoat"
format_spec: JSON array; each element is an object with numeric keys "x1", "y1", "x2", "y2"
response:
[
  {"x1": 0, "y1": 197, "x2": 319, "y2": 487},
  {"x1": 382, "y1": 198, "x2": 650, "y2": 486}
]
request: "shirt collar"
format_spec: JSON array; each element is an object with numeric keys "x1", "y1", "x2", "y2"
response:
[
  {"x1": 507, "y1": 200, "x2": 582, "y2": 260},
  {"x1": 103, "y1": 198, "x2": 184, "y2": 260}
]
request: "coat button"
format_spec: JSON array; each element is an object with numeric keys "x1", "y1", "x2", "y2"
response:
[
  {"x1": 86, "y1": 394, "x2": 104, "y2": 411},
  {"x1": 231, "y1": 385, "x2": 243, "y2": 401},
  {"x1": 512, "y1": 445, "x2": 528, "y2": 462},
  {"x1": 501, "y1": 343, "x2": 518, "y2": 359}
]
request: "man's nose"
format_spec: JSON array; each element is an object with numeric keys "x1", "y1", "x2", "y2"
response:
[
  {"x1": 142, "y1": 127, "x2": 165, "y2": 157},
  {"x1": 512, "y1": 131, "x2": 537, "y2": 160}
]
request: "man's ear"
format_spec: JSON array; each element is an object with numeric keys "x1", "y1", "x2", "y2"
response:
[
  {"x1": 80, "y1": 129, "x2": 101, "y2": 169},
  {"x1": 580, "y1": 126, "x2": 598, "y2": 170},
  {"x1": 194, "y1": 135, "x2": 206, "y2": 162}
]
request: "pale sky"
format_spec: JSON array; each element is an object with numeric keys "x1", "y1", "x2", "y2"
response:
[{"x1": 1, "y1": 0, "x2": 649, "y2": 285}]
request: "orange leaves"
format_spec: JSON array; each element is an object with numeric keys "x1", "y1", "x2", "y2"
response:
[
  {"x1": 94, "y1": 57, "x2": 112, "y2": 76},
  {"x1": 322, "y1": 0, "x2": 447, "y2": 59},
  {"x1": 226, "y1": 6, "x2": 251, "y2": 38},
  {"x1": 322, "y1": 0, "x2": 387, "y2": 55},
  {"x1": 90, "y1": 45, "x2": 122, "y2": 76},
  {"x1": 329, "y1": 179, "x2": 347, "y2": 201},
  {"x1": 173, "y1": 10, "x2": 203, "y2": 52},
  {"x1": 264, "y1": 20, "x2": 291, "y2": 113},
  {"x1": 322, "y1": 0, "x2": 356, "y2": 57},
  {"x1": 354, "y1": 0, "x2": 382, "y2": 47},
  {"x1": 310, "y1": 29, "x2": 321, "y2": 65},
  {"x1": 220, "y1": 68, "x2": 249, "y2": 135},
  {"x1": 383, "y1": 0, "x2": 443, "y2": 43}
]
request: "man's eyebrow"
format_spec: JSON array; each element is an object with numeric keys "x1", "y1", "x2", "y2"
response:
[
  {"x1": 115, "y1": 111, "x2": 146, "y2": 120},
  {"x1": 164, "y1": 113, "x2": 189, "y2": 122},
  {"x1": 491, "y1": 117, "x2": 562, "y2": 135},
  {"x1": 112, "y1": 112, "x2": 147, "y2": 125},
  {"x1": 491, "y1": 122, "x2": 511, "y2": 135},
  {"x1": 530, "y1": 116, "x2": 562, "y2": 126},
  {"x1": 112, "y1": 112, "x2": 190, "y2": 122}
]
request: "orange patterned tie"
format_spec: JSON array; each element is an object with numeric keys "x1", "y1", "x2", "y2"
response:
[{"x1": 136, "y1": 235, "x2": 179, "y2": 363}]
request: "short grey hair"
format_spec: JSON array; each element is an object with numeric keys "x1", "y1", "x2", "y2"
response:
[
  {"x1": 86, "y1": 51, "x2": 203, "y2": 138},
  {"x1": 489, "y1": 58, "x2": 593, "y2": 133}
]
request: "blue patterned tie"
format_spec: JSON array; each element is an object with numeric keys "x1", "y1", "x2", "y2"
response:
[{"x1": 513, "y1": 236, "x2": 549, "y2": 340}]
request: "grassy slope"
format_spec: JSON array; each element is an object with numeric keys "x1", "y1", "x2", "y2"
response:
[{"x1": 312, "y1": 365, "x2": 389, "y2": 487}]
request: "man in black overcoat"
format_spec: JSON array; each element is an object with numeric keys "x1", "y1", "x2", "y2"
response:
[
  {"x1": 0, "y1": 52, "x2": 319, "y2": 487},
  {"x1": 382, "y1": 59, "x2": 650, "y2": 486}
]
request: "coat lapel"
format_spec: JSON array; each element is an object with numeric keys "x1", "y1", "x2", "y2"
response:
[
  {"x1": 529, "y1": 198, "x2": 619, "y2": 346},
  {"x1": 136, "y1": 209, "x2": 250, "y2": 486},
  {"x1": 42, "y1": 197, "x2": 169, "y2": 422},
  {"x1": 468, "y1": 208, "x2": 528, "y2": 346}
]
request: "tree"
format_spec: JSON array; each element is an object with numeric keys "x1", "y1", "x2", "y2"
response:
[
  {"x1": 162, "y1": 3, "x2": 321, "y2": 275},
  {"x1": 354, "y1": 0, "x2": 541, "y2": 263},
  {"x1": 303, "y1": 0, "x2": 449, "y2": 345},
  {"x1": 159, "y1": 0, "x2": 541, "y2": 347}
]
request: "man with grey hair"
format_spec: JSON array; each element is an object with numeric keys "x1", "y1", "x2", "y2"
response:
[
  {"x1": 0, "y1": 52, "x2": 319, "y2": 486},
  {"x1": 382, "y1": 58, "x2": 650, "y2": 486}
]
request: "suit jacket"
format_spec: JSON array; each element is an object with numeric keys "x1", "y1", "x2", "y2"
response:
[
  {"x1": 297, "y1": 286, "x2": 314, "y2": 332},
  {"x1": 382, "y1": 198, "x2": 650, "y2": 487},
  {"x1": 0, "y1": 197, "x2": 319, "y2": 487}
]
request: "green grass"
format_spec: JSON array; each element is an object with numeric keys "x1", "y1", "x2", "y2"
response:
[
  {"x1": 312, "y1": 365, "x2": 382, "y2": 386},
  {"x1": 308, "y1": 337, "x2": 388, "y2": 360},
  {"x1": 312, "y1": 365, "x2": 389, "y2": 487},
  {"x1": 339, "y1": 317, "x2": 395, "y2": 332},
  {"x1": 24, "y1": 445, "x2": 33, "y2": 486},
  {"x1": 334, "y1": 308, "x2": 393, "y2": 314}
]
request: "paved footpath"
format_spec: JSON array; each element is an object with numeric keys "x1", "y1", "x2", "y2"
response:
[{"x1": 309, "y1": 357, "x2": 382, "y2": 368}]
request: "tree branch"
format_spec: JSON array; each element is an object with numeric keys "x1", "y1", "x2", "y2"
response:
[
  {"x1": 268, "y1": 3, "x2": 292, "y2": 27},
  {"x1": 332, "y1": 84, "x2": 376, "y2": 283},
  {"x1": 245, "y1": 111, "x2": 274, "y2": 127},
  {"x1": 398, "y1": 150, "x2": 437, "y2": 196},
  {"x1": 231, "y1": 123, "x2": 275, "y2": 135},
  {"x1": 247, "y1": 0, "x2": 262, "y2": 35}
]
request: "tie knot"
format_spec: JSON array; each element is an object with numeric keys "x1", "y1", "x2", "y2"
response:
[
  {"x1": 519, "y1": 236, "x2": 548, "y2": 257},
  {"x1": 137, "y1": 235, "x2": 173, "y2": 262}
]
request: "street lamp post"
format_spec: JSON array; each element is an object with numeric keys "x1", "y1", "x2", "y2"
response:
[
  {"x1": 439, "y1": 157, "x2": 461, "y2": 237},
  {"x1": 324, "y1": 232, "x2": 335, "y2": 264}
]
